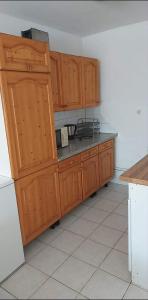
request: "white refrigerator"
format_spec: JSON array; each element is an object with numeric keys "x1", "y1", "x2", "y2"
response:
[{"x1": 0, "y1": 176, "x2": 25, "y2": 283}]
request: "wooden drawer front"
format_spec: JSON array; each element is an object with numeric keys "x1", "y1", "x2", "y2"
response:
[
  {"x1": 99, "y1": 140, "x2": 113, "y2": 152},
  {"x1": 59, "y1": 154, "x2": 81, "y2": 172},
  {"x1": 81, "y1": 146, "x2": 98, "y2": 161},
  {"x1": 0, "y1": 33, "x2": 50, "y2": 73}
]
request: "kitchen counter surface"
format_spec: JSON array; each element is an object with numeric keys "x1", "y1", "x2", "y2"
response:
[
  {"x1": 57, "y1": 132, "x2": 117, "y2": 161},
  {"x1": 120, "y1": 155, "x2": 148, "y2": 186}
]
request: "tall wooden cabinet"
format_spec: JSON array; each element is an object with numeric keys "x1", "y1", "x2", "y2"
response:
[
  {"x1": 0, "y1": 33, "x2": 59, "y2": 246},
  {"x1": 0, "y1": 71, "x2": 57, "y2": 179},
  {"x1": 15, "y1": 165, "x2": 61, "y2": 245}
]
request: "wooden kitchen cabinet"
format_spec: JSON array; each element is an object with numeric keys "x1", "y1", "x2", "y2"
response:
[
  {"x1": 82, "y1": 57, "x2": 100, "y2": 107},
  {"x1": 15, "y1": 164, "x2": 61, "y2": 245},
  {"x1": 99, "y1": 144, "x2": 114, "y2": 187},
  {"x1": 0, "y1": 33, "x2": 50, "y2": 73},
  {"x1": 49, "y1": 51, "x2": 100, "y2": 111},
  {"x1": 82, "y1": 155, "x2": 99, "y2": 199},
  {"x1": 50, "y1": 51, "x2": 63, "y2": 111},
  {"x1": 59, "y1": 156, "x2": 83, "y2": 216},
  {"x1": 60, "y1": 53, "x2": 83, "y2": 110},
  {"x1": 0, "y1": 71, "x2": 57, "y2": 179}
]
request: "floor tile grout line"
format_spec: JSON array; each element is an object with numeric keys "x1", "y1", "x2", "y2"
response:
[
  {"x1": 26, "y1": 187, "x2": 129, "y2": 293},
  {"x1": 28, "y1": 247, "x2": 71, "y2": 278},
  {"x1": 28, "y1": 276, "x2": 51, "y2": 299},
  {"x1": 25, "y1": 241, "x2": 49, "y2": 263},
  {"x1": 2, "y1": 185, "x2": 129, "y2": 299},
  {"x1": 28, "y1": 275, "x2": 85, "y2": 299},
  {"x1": 0, "y1": 285, "x2": 17, "y2": 299},
  {"x1": 121, "y1": 281, "x2": 132, "y2": 300}
]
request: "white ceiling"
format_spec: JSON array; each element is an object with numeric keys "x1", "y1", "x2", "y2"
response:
[{"x1": 0, "y1": 1, "x2": 148, "y2": 37}]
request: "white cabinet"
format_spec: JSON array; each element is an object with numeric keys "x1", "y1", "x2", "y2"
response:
[
  {"x1": 0, "y1": 177, "x2": 24, "y2": 282},
  {"x1": 129, "y1": 183, "x2": 148, "y2": 290}
]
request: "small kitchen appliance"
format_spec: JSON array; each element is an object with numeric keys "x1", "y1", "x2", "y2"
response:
[
  {"x1": 64, "y1": 124, "x2": 77, "y2": 139},
  {"x1": 56, "y1": 127, "x2": 69, "y2": 149}
]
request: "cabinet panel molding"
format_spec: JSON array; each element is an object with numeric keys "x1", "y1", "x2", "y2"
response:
[{"x1": 0, "y1": 33, "x2": 50, "y2": 72}]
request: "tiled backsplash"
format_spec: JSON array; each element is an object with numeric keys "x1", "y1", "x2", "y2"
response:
[
  {"x1": 54, "y1": 109, "x2": 85, "y2": 128},
  {"x1": 54, "y1": 108, "x2": 99, "y2": 129},
  {"x1": 54, "y1": 107, "x2": 117, "y2": 134}
]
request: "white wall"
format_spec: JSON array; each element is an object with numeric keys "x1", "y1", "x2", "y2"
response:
[
  {"x1": 0, "y1": 12, "x2": 83, "y2": 54},
  {"x1": 83, "y1": 22, "x2": 148, "y2": 180},
  {"x1": 0, "y1": 12, "x2": 85, "y2": 129},
  {"x1": 1, "y1": 12, "x2": 148, "y2": 182}
]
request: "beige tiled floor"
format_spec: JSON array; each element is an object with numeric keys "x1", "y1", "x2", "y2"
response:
[{"x1": 1, "y1": 183, "x2": 148, "y2": 299}]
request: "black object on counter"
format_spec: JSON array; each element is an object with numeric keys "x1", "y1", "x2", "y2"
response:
[{"x1": 64, "y1": 124, "x2": 77, "y2": 140}]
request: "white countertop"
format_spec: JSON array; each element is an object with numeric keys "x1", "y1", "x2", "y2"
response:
[{"x1": 0, "y1": 176, "x2": 13, "y2": 188}]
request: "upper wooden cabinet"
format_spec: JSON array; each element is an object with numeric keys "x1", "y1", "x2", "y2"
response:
[
  {"x1": 49, "y1": 51, "x2": 100, "y2": 111},
  {"x1": 50, "y1": 51, "x2": 63, "y2": 112},
  {"x1": 0, "y1": 71, "x2": 57, "y2": 179},
  {"x1": 0, "y1": 33, "x2": 50, "y2": 73},
  {"x1": 15, "y1": 164, "x2": 61, "y2": 245},
  {"x1": 60, "y1": 54, "x2": 83, "y2": 110},
  {"x1": 82, "y1": 57, "x2": 100, "y2": 107}
]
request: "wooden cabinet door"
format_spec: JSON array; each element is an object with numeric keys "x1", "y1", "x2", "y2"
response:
[
  {"x1": 82, "y1": 155, "x2": 99, "y2": 199},
  {"x1": 0, "y1": 71, "x2": 57, "y2": 179},
  {"x1": 0, "y1": 33, "x2": 50, "y2": 73},
  {"x1": 82, "y1": 57, "x2": 100, "y2": 107},
  {"x1": 50, "y1": 51, "x2": 63, "y2": 111},
  {"x1": 59, "y1": 164, "x2": 83, "y2": 216},
  {"x1": 99, "y1": 148, "x2": 114, "y2": 187},
  {"x1": 61, "y1": 54, "x2": 83, "y2": 110},
  {"x1": 15, "y1": 165, "x2": 61, "y2": 245}
]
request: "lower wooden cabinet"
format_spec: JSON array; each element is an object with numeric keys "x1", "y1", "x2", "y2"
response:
[
  {"x1": 15, "y1": 165, "x2": 61, "y2": 245},
  {"x1": 82, "y1": 155, "x2": 99, "y2": 199},
  {"x1": 59, "y1": 164, "x2": 83, "y2": 216},
  {"x1": 16, "y1": 140, "x2": 115, "y2": 245},
  {"x1": 99, "y1": 147, "x2": 114, "y2": 187}
]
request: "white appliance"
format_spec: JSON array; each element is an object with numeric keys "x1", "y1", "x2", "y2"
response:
[{"x1": 0, "y1": 176, "x2": 25, "y2": 283}]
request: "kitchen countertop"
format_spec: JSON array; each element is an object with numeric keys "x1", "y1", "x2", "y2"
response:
[
  {"x1": 58, "y1": 132, "x2": 117, "y2": 161},
  {"x1": 120, "y1": 155, "x2": 148, "y2": 186}
]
